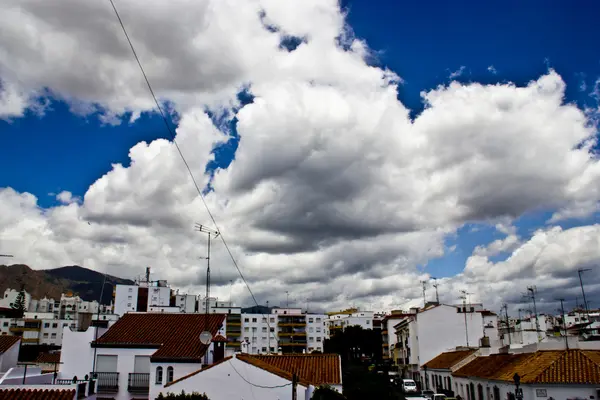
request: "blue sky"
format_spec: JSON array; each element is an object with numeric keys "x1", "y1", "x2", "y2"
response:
[{"x1": 1, "y1": 0, "x2": 600, "y2": 285}]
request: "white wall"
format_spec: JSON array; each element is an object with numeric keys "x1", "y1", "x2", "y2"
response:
[
  {"x1": 0, "y1": 289, "x2": 31, "y2": 310},
  {"x1": 94, "y1": 347, "x2": 156, "y2": 400},
  {"x1": 149, "y1": 362, "x2": 204, "y2": 400},
  {"x1": 0, "y1": 339, "x2": 20, "y2": 373},
  {"x1": 156, "y1": 356, "x2": 309, "y2": 400},
  {"x1": 114, "y1": 285, "x2": 138, "y2": 316},
  {"x1": 417, "y1": 305, "x2": 483, "y2": 366},
  {"x1": 147, "y1": 286, "x2": 171, "y2": 308},
  {"x1": 59, "y1": 328, "x2": 97, "y2": 380}
]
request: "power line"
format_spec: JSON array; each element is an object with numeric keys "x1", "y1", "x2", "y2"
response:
[
  {"x1": 107, "y1": 0, "x2": 267, "y2": 320},
  {"x1": 229, "y1": 359, "x2": 292, "y2": 389}
]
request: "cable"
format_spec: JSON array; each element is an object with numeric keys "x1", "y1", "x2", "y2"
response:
[
  {"x1": 229, "y1": 359, "x2": 292, "y2": 389},
  {"x1": 108, "y1": 0, "x2": 275, "y2": 338}
]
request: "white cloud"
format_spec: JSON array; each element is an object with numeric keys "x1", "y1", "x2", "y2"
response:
[
  {"x1": 56, "y1": 191, "x2": 79, "y2": 205},
  {"x1": 449, "y1": 66, "x2": 466, "y2": 79},
  {"x1": 1, "y1": 0, "x2": 600, "y2": 311},
  {"x1": 487, "y1": 65, "x2": 497, "y2": 75}
]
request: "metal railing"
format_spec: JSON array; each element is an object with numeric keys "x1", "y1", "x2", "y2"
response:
[
  {"x1": 128, "y1": 373, "x2": 150, "y2": 393},
  {"x1": 92, "y1": 372, "x2": 119, "y2": 393}
]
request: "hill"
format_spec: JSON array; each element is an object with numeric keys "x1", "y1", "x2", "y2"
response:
[{"x1": 0, "y1": 264, "x2": 134, "y2": 305}]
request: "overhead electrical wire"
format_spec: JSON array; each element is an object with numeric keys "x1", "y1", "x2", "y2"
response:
[
  {"x1": 107, "y1": 0, "x2": 273, "y2": 330},
  {"x1": 229, "y1": 361, "x2": 293, "y2": 389}
]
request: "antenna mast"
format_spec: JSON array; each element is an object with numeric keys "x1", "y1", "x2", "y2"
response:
[
  {"x1": 421, "y1": 280, "x2": 427, "y2": 307},
  {"x1": 195, "y1": 224, "x2": 220, "y2": 335},
  {"x1": 460, "y1": 290, "x2": 471, "y2": 347},
  {"x1": 432, "y1": 277, "x2": 440, "y2": 304},
  {"x1": 527, "y1": 286, "x2": 542, "y2": 342}
]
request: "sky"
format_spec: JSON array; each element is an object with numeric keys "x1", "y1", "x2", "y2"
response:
[{"x1": 1, "y1": 0, "x2": 600, "y2": 315}]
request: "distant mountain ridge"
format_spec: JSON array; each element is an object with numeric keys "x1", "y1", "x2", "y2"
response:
[{"x1": 0, "y1": 264, "x2": 134, "y2": 305}]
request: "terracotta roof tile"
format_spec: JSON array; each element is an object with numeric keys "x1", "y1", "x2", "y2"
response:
[
  {"x1": 238, "y1": 354, "x2": 342, "y2": 385},
  {"x1": 35, "y1": 351, "x2": 61, "y2": 364},
  {"x1": 213, "y1": 335, "x2": 227, "y2": 342},
  {"x1": 0, "y1": 335, "x2": 20, "y2": 354},
  {"x1": 94, "y1": 313, "x2": 226, "y2": 362},
  {"x1": 0, "y1": 389, "x2": 75, "y2": 400},
  {"x1": 453, "y1": 350, "x2": 600, "y2": 385},
  {"x1": 423, "y1": 349, "x2": 477, "y2": 369}
]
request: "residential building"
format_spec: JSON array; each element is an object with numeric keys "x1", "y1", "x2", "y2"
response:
[
  {"x1": 325, "y1": 308, "x2": 374, "y2": 336},
  {"x1": 452, "y1": 348, "x2": 600, "y2": 400},
  {"x1": 393, "y1": 304, "x2": 493, "y2": 382},
  {"x1": 0, "y1": 336, "x2": 20, "y2": 373},
  {"x1": 158, "y1": 353, "x2": 343, "y2": 400},
  {"x1": 0, "y1": 288, "x2": 31, "y2": 311},
  {"x1": 421, "y1": 349, "x2": 480, "y2": 395},
  {"x1": 60, "y1": 312, "x2": 226, "y2": 400},
  {"x1": 113, "y1": 281, "x2": 171, "y2": 316},
  {"x1": 175, "y1": 294, "x2": 196, "y2": 313},
  {"x1": 241, "y1": 309, "x2": 327, "y2": 355},
  {"x1": 382, "y1": 310, "x2": 413, "y2": 360}
]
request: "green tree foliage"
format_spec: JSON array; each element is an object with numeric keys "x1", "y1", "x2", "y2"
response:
[
  {"x1": 323, "y1": 325, "x2": 382, "y2": 364},
  {"x1": 156, "y1": 390, "x2": 210, "y2": 400},
  {"x1": 11, "y1": 285, "x2": 27, "y2": 318},
  {"x1": 312, "y1": 385, "x2": 346, "y2": 399}
]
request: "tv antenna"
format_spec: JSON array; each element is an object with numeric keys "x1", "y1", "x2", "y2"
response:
[
  {"x1": 420, "y1": 280, "x2": 427, "y2": 306},
  {"x1": 526, "y1": 286, "x2": 542, "y2": 342},
  {"x1": 460, "y1": 290, "x2": 472, "y2": 347},
  {"x1": 432, "y1": 277, "x2": 440, "y2": 303},
  {"x1": 195, "y1": 223, "x2": 220, "y2": 357}
]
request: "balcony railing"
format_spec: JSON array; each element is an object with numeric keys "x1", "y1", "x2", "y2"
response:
[
  {"x1": 128, "y1": 373, "x2": 150, "y2": 393},
  {"x1": 92, "y1": 372, "x2": 119, "y2": 393}
]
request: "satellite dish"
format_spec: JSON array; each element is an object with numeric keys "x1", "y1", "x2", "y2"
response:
[{"x1": 200, "y1": 331, "x2": 213, "y2": 345}]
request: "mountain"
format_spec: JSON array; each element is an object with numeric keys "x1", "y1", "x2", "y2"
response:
[{"x1": 0, "y1": 264, "x2": 134, "y2": 305}]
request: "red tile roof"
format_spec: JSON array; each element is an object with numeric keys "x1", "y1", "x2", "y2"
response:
[
  {"x1": 0, "y1": 389, "x2": 75, "y2": 400},
  {"x1": 422, "y1": 349, "x2": 477, "y2": 370},
  {"x1": 238, "y1": 354, "x2": 342, "y2": 385},
  {"x1": 453, "y1": 350, "x2": 600, "y2": 384},
  {"x1": 213, "y1": 335, "x2": 227, "y2": 342},
  {"x1": 35, "y1": 351, "x2": 61, "y2": 364},
  {"x1": 94, "y1": 313, "x2": 226, "y2": 362},
  {"x1": 0, "y1": 335, "x2": 20, "y2": 354}
]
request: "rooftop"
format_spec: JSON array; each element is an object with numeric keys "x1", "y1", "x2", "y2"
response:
[
  {"x1": 238, "y1": 354, "x2": 342, "y2": 386},
  {"x1": 422, "y1": 349, "x2": 477, "y2": 370},
  {"x1": 0, "y1": 388, "x2": 75, "y2": 400},
  {"x1": 453, "y1": 349, "x2": 600, "y2": 384},
  {"x1": 0, "y1": 335, "x2": 20, "y2": 354},
  {"x1": 35, "y1": 352, "x2": 61, "y2": 364},
  {"x1": 93, "y1": 313, "x2": 226, "y2": 362}
]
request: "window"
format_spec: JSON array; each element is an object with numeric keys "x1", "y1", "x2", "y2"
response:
[
  {"x1": 44, "y1": 323, "x2": 50, "y2": 328},
  {"x1": 270, "y1": 327, "x2": 275, "y2": 332},
  {"x1": 270, "y1": 318, "x2": 275, "y2": 323},
  {"x1": 156, "y1": 367, "x2": 163, "y2": 384},
  {"x1": 127, "y1": 303, "x2": 131, "y2": 307},
  {"x1": 309, "y1": 327, "x2": 314, "y2": 333},
  {"x1": 252, "y1": 327, "x2": 257, "y2": 332},
  {"x1": 309, "y1": 337, "x2": 314, "y2": 341},
  {"x1": 470, "y1": 307, "x2": 475, "y2": 313},
  {"x1": 252, "y1": 337, "x2": 256, "y2": 343},
  {"x1": 316, "y1": 318, "x2": 321, "y2": 322},
  {"x1": 52, "y1": 323, "x2": 58, "y2": 328},
  {"x1": 51, "y1": 333, "x2": 56, "y2": 338},
  {"x1": 244, "y1": 327, "x2": 249, "y2": 332},
  {"x1": 128, "y1": 296, "x2": 132, "y2": 300},
  {"x1": 262, "y1": 337, "x2": 266, "y2": 340},
  {"x1": 270, "y1": 347, "x2": 275, "y2": 352},
  {"x1": 262, "y1": 347, "x2": 267, "y2": 352},
  {"x1": 262, "y1": 318, "x2": 267, "y2": 323},
  {"x1": 63, "y1": 323, "x2": 68, "y2": 327},
  {"x1": 366, "y1": 320, "x2": 370, "y2": 325},
  {"x1": 43, "y1": 333, "x2": 49, "y2": 338},
  {"x1": 128, "y1": 288, "x2": 133, "y2": 292},
  {"x1": 2, "y1": 322, "x2": 7, "y2": 327},
  {"x1": 316, "y1": 327, "x2": 321, "y2": 333},
  {"x1": 252, "y1": 318, "x2": 257, "y2": 323},
  {"x1": 262, "y1": 327, "x2": 267, "y2": 332},
  {"x1": 166, "y1": 366, "x2": 174, "y2": 383},
  {"x1": 244, "y1": 337, "x2": 249, "y2": 341},
  {"x1": 317, "y1": 337, "x2": 322, "y2": 342},
  {"x1": 309, "y1": 318, "x2": 314, "y2": 323},
  {"x1": 244, "y1": 318, "x2": 249, "y2": 322}
]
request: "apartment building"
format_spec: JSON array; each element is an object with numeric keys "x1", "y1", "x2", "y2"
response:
[
  {"x1": 240, "y1": 308, "x2": 327, "y2": 354},
  {"x1": 325, "y1": 308, "x2": 374, "y2": 336},
  {"x1": 114, "y1": 281, "x2": 171, "y2": 316},
  {"x1": 0, "y1": 288, "x2": 32, "y2": 310}
]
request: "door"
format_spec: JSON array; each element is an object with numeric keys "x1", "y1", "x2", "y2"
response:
[
  {"x1": 96, "y1": 355, "x2": 118, "y2": 372},
  {"x1": 133, "y1": 356, "x2": 150, "y2": 373}
]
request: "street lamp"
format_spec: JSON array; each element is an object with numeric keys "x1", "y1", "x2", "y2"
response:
[{"x1": 513, "y1": 373, "x2": 523, "y2": 400}]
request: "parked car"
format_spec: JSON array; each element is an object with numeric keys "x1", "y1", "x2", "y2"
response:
[
  {"x1": 421, "y1": 390, "x2": 434, "y2": 398},
  {"x1": 432, "y1": 395, "x2": 447, "y2": 400},
  {"x1": 402, "y1": 379, "x2": 418, "y2": 393}
]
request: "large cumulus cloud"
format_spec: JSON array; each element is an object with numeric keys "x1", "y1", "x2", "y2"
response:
[{"x1": 1, "y1": 0, "x2": 599, "y2": 313}]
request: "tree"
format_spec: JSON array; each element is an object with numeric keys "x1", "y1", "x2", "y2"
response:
[
  {"x1": 324, "y1": 325, "x2": 382, "y2": 364},
  {"x1": 11, "y1": 285, "x2": 27, "y2": 318},
  {"x1": 156, "y1": 391, "x2": 210, "y2": 400},
  {"x1": 312, "y1": 385, "x2": 346, "y2": 399}
]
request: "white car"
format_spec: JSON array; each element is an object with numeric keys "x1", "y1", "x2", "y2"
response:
[{"x1": 402, "y1": 379, "x2": 418, "y2": 393}]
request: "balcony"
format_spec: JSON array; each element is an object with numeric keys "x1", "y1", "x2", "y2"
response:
[
  {"x1": 93, "y1": 372, "x2": 119, "y2": 394},
  {"x1": 278, "y1": 322, "x2": 306, "y2": 327},
  {"x1": 278, "y1": 332, "x2": 306, "y2": 337},
  {"x1": 128, "y1": 373, "x2": 150, "y2": 394}
]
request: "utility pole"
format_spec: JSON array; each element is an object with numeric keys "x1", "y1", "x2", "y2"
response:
[
  {"x1": 578, "y1": 268, "x2": 591, "y2": 328},
  {"x1": 421, "y1": 281, "x2": 428, "y2": 307},
  {"x1": 557, "y1": 298, "x2": 568, "y2": 350},
  {"x1": 291, "y1": 372, "x2": 297, "y2": 400},
  {"x1": 286, "y1": 291, "x2": 289, "y2": 308},
  {"x1": 460, "y1": 290, "x2": 470, "y2": 347},
  {"x1": 432, "y1": 277, "x2": 440, "y2": 304},
  {"x1": 527, "y1": 286, "x2": 542, "y2": 342},
  {"x1": 502, "y1": 304, "x2": 511, "y2": 345}
]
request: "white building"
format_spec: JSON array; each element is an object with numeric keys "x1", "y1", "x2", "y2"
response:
[
  {"x1": 114, "y1": 282, "x2": 171, "y2": 316},
  {"x1": 0, "y1": 288, "x2": 31, "y2": 311},
  {"x1": 158, "y1": 353, "x2": 343, "y2": 400},
  {"x1": 452, "y1": 346, "x2": 600, "y2": 400},
  {"x1": 60, "y1": 312, "x2": 227, "y2": 400},
  {"x1": 175, "y1": 294, "x2": 197, "y2": 313},
  {"x1": 241, "y1": 309, "x2": 327, "y2": 355},
  {"x1": 325, "y1": 309, "x2": 374, "y2": 336},
  {"x1": 0, "y1": 336, "x2": 20, "y2": 373}
]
